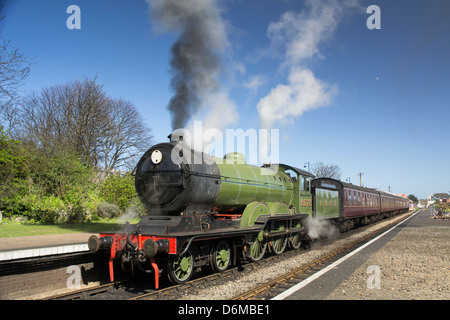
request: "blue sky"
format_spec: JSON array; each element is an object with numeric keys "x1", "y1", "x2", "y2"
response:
[{"x1": 2, "y1": 0, "x2": 450, "y2": 199}]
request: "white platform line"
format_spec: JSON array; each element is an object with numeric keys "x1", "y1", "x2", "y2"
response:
[
  {"x1": 272, "y1": 209, "x2": 422, "y2": 300},
  {"x1": 0, "y1": 244, "x2": 89, "y2": 261}
]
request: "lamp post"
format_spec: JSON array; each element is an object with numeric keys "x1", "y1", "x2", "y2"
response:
[
  {"x1": 304, "y1": 162, "x2": 311, "y2": 172},
  {"x1": 357, "y1": 172, "x2": 364, "y2": 187}
]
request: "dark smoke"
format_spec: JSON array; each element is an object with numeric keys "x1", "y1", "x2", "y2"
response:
[{"x1": 147, "y1": 0, "x2": 228, "y2": 130}]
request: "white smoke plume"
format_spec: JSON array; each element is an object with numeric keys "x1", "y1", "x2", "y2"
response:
[
  {"x1": 118, "y1": 206, "x2": 139, "y2": 224},
  {"x1": 146, "y1": 0, "x2": 238, "y2": 132},
  {"x1": 305, "y1": 217, "x2": 339, "y2": 240},
  {"x1": 257, "y1": 0, "x2": 359, "y2": 129}
]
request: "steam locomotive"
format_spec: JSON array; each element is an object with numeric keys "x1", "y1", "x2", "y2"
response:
[{"x1": 88, "y1": 134, "x2": 409, "y2": 288}]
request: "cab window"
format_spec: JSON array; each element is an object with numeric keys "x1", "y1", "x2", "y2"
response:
[
  {"x1": 300, "y1": 176, "x2": 311, "y2": 192},
  {"x1": 306, "y1": 177, "x2": 311, "y2": 192}
]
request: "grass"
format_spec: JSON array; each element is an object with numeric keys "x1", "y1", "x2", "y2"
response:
[{"x1": 0, "y1": 218, "x2": 140, "y2": 238}]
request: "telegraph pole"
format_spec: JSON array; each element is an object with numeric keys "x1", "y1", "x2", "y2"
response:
[
  {"x1": 304, "y1": 162, "x2": 311, "y2": 172},
  {"x1": 357, "y1": 172, "x2": 364, "y2": 187}
]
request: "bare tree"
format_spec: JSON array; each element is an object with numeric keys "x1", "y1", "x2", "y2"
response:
[
  {"x1": 100, "y1": 98, "x2": 152, "y2": 171},
  {"x1": 0, "y1": 9, "x2": 32, "y2": 130},
  {"x1": 15, "y1": 90, "x2": 62, "y2": 152},
  {"x1": 16, "y1": 78, "x2": 108, "y2": 163},
  {"x1": 311, "y1": 162, "x2": 342, "y2": 180},
  {"x1": 0, "y1": 39, "x2": 30, "y2": 102},
  {"x1": 15, "y1": 77, "x2": 152, "y2": 171},
  {"x1": 58, "y1": 77, "x2": 110, "y2": 165}
]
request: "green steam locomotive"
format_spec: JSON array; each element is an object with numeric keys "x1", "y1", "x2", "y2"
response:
[{"x1": 88, "y1": 134, "x2": 408, "y2": 288}]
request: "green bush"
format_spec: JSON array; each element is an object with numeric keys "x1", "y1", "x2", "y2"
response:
[
  {"x1": 82, "y1": 189, "x2": 104, "y2": 215},
  {"x1": 66, "y1": 205, "x2": 87, "y2": 224},
  {"x1": 29, "y1": 152, "x2": 93, "y2": 200},
  {"x1": 100, "y1": 174, "x2": 136, "y2": 211},
  {"x1": 33, "y1": 196, "x2": 66, "y2": 224},
  {"x1": 96, "y1": 202, "x2": 120, "y2": 219},
  {"x1": 0, "y1": 127, "x2": 146, "y2": 224},
  {"x1": 90, "y1": 213, "x2": 101, "y2": 221},
  {"x1": 0, "y1": 127, "x2": 28, "y2": 216},
  {"x1": 1, "y1": 194, "x2": 34, "y2": 218}
]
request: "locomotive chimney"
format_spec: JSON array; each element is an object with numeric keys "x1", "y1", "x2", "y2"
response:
[{"x1": 168, "y1": 132, "x2": 184, "y2": 143}]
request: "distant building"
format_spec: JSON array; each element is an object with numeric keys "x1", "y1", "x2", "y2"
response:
[
  {"x1": 427, "y1": 195, "x2": 436, "y2": 208},
  {"x1": 433, "y1": 193, "x2": 450, "y2": 203}
]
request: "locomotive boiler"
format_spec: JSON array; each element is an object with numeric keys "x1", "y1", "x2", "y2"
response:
[{"x1": 135, "y1": 136, "x2": 294, "y2": 216}]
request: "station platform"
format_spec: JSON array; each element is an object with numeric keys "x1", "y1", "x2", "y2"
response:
[
  {"x1": 273, "y1": 208, "x2": 449, "y2": 300},
  {"x1": 0, "y1": 233, "x2": 97, "y2": 261}
]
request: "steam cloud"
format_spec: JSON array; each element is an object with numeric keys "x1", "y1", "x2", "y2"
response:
[
  {"x1": 257, "y1": 0, "x2": 359, "y2": 129},
  {"x1": 147, "y1": 0, "x2": 237, "y2": 131},
  {"x1": 305, "y1": 217, "x2": 339, "y2": 240}
]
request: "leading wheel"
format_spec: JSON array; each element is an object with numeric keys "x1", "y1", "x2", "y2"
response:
[
  {"x1": 211, "y1": 240, "x2": 231, "y2": 272},
  {"x1": 167, "y1": 250, "x2": 194, "y2": 285}
]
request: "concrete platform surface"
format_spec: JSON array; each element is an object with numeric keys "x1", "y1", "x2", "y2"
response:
[
  {"x1": 273, "y1": 208, "x2": 449, "y2": 300},
  {"x1": 0, "y1": 233, "x2": 98, "y2": 261}
]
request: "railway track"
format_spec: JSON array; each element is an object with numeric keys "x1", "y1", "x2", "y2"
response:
[
  {"x1": 43, "y1": 282, "x2": 119, "y2": 300},
  {"x1": 43, "y1": 211, "x2": 415, "y2": 300}
]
